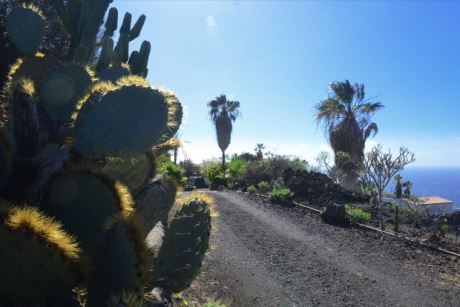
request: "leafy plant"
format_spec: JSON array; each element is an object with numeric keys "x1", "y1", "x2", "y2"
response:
[
  {"x1": 158, "y1": 154, "x2": 186, "y2": 185},
  {"x1": 269, "y1": 187, "x2": 294, "y2": 204},
  {"x1": 202, "y1": 161, "x2": 227, "y2": 190},
  {"x1": 247, "y1": 185, "x2": 256, "y2": 194},
  {"x1": 227, "y1": 157, "x2": 246, "y2": 183},
  {"x1": 242, "y1": 154, "x2": 307, "y2": 186},
  {"x1": 344, "y1": 204, "x2": 372, "y2": 224},
  {"x1": 258, "y1": 181, "x2": 270, "y2": 192}
]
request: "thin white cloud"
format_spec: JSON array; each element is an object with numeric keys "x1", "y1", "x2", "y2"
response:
[{"x1": 206, "y1": 15, "x2": 216, "y2": 28}]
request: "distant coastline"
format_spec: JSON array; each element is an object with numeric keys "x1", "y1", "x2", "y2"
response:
[{"x1": 387, "y1": 167, "x2": 460, "y2": 210}]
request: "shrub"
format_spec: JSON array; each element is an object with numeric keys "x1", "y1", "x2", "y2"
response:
[
  {"x1": 242, "y1": 154, "x2": 307, "y2": 186},
  {"x1": 257, "y1": 181, "x2": 270, "y2": 192},
  {"x1": 227, "y1": 157, "x2": 246, "y2": 184},
  {"x1": 202, "y1": 161, "x2": 223, "y2": 182},
  {"x1": 158, "y1": 155, "x2": 186, "y2": 185},
  {"x1": 247, "y1": 185, "x2": 256, "y2": 194},
  {"x1": 269, "y1": 187, "x2": 294, "y2": 204},
  {"x1": 344, "y1": 204, "x2": 372, "y2": 224},
  {"x1": 209, "y1": 174, "x2": 228, "y2": 190}
]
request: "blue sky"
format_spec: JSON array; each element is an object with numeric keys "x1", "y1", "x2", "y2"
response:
[{"x1": 115, "y1": 0, "x2": 460, "y2": 167}]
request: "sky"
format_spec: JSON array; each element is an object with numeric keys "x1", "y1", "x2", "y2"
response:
[{"x1": 114, "y1": 0, "x2": 460, "y2": 167}]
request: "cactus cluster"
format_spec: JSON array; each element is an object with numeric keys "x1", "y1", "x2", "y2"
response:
[{"x1": 0, "y1": 1, "x2": 212, "y2": 306}]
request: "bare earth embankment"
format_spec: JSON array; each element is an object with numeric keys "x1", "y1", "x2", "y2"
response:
[{"x1": 182, "y1": 191, "x2": 460, "y2": 307}]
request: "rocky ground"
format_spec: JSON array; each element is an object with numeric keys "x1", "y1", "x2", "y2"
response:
[{"x1": 181, "y1": 191, "x2": 460, "y2": 307}]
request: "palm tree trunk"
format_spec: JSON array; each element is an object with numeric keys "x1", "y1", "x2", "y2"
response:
[{"x1": 221, "y1": 150, "x2": 226, "y2": 170}]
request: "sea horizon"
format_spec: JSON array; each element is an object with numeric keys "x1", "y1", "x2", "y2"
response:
[{"x1": 386, "y1": 166, "x2": 460, "y2": 209}]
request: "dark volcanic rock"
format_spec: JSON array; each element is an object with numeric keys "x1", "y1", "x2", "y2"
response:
[
  {"x1": 321, "y1": 202, "x2": 351, "y2": 226},
  {"x1": 283, "y1": 169, "x2": 368, "y2": 205}
]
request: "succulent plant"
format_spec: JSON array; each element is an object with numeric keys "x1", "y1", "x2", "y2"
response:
[
  {"x1": 75, "y1": 84, "x2": 169, "y2": 158},
  {"x1": 40, "y1": 64, "x2": 92, "y2": 122},
  {"x1": 6, "y1": 5, "x2": 46, "y2": 55},
  {"x1": 0, "y1": 1, "x2": 212, "y2": 305},
  {"x1": 40, "y1": 169, "x2": 133, "y2": 251},
  {"x1": 102, "y1": 150, "x2": 156, "y2": 194},
  {"x1": 152, "y1": 194, "x2": 212, "y2": 293},
  {"x1": 0, "y1": 204, "x2": 83, "y2": 304},
  {"x1": 87, "y1": 215, "x2": 149, "y2": 306}
]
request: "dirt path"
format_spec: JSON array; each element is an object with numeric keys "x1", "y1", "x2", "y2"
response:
[{"x1": 183, "y1": 191, "x2": 460, "y2": 307}]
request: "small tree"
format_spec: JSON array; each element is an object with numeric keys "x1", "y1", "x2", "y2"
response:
[
  {"x1": 361, "y1": 145, "x2": 415, "y2": 230},
  {"x1": 316, "y1": 151, "x2": 346, "y2": 184}
]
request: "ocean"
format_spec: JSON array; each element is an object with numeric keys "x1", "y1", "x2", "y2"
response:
[{"x1": 386, "y1": 167, "x2": 460, "y2": 209}]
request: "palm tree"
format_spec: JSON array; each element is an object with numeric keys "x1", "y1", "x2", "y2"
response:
[
  {"x1": 254, "y1": 143, "x2": 265, "y2": 160},
  {"x1": 208, "y1": 95, "x2": 240, "y2": 169},
  {"x1": 315, "y1": 80, "x2": 383, "y2": 190}
]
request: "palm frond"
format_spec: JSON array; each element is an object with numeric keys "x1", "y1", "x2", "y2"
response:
[{"x1": 364, "y1": 122, "x2": 378, "y2": 140}]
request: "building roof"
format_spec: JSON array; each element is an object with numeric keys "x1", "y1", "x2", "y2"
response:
[{"x1": 416, "y1": 196, "x2": 454, "y2": 206}]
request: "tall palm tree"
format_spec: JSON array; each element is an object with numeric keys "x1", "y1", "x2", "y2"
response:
[
  {"x1": 315, "y1": 80, "x2": 383, "y2": 190},
  {"x1": 208, "y1": 95, "x2": 240, "y2": 169},
  {"x1": 254, "y1": 143, "x2": 265, "y2": 160}
]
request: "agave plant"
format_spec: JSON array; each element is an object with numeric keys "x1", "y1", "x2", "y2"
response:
[
  {"x1": 208, "y1": 94, "x2": 240, "y2": 169},
  {"x1": 315, "y1": 80, "x2": 383, "y2": 190}
]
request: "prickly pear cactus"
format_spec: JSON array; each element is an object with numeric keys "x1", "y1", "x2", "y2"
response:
[
  {"x1": 102, "y1": 150, "x2": 156, "y2": 194},
  {"x1": 152, "y1": 194, "x2": 213, "y2": 293},
  {"x1": 0, "y1": 1, "x2": 212, "y2": 305},
  {"x1": 40, "y1": 64, "x2": 92, "y2": 122},
  {"x1": 87, "y1": 215, "x2": 149, "y2": 306},
  {"x1": 0, "y1": 205, "x2": 83, "y2": 304},
  {"x1": 74, "y1": 84, "x2": 169, "y2": 158},
  {"x1": 6, "y1": 5, "x2": 45, "y2": 55},
  {"x1": 40, "y1": 169, "x2": 133, "y2": 251}
]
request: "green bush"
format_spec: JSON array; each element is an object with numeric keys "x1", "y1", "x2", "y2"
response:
[
  {"x1": 158, "y1": 155, "x2": 186, "y2": 185},
  {"x1": 247, "y1": 185, "x2": 256, "y2": 194},
  {"x1": 202, "y1": 161, "x2": 223, "y2": 182},
  {"x1": 242, "y1": 154, "x2": 307, "y2": 186},
  {"x1": 202, "y1": 161, "x2": 226, "y2": 190},
  {"x1": 269, "y1": 188, "x2": 294, "y2": 204},
  {"x1": 344, "y1": 204, "x2": 372, "y2": 224},
  {"x1": 227, "y1": 157, "x2": 246, "y2": 185},
  {"x1": 209, "y1": 174, "x2": 228, "y2": 190},
  {"x1": 258, "y1": 181, "x2": 270, "y2": 192}
]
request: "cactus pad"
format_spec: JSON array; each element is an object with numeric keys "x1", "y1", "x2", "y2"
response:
[
  {"x1": 161, "y1": 88, "x2": 183, "y2": 140},
  {"x1": 40, "y1": 169, "x2": 133, "y2": 251},
  {"x1": 152, "y1": 195, "x2": 212, "y2": 292},
  {"x1": 6, "y1": 6, "x2": 45, "y2": 55},
  {"x1": 0, "y1": 129, "x2": 12, "y2": 189},
  {"x1": 102, "y1": 150, "x2": 155, "y2": 193},
  {"x1": 40, "y1": 65, "x2": 92, "y2": 122},
  {"x1": 5, "y1": 56, "x2": 60, "y2": 101},
  {"x1": 75, "y1": 85, "x2": 169, "y2": 158},
  {"x1": 0, "y1": 206, "x2": 81, "y2": 304},
  {"x1": 87, "y1": 216, "x2": 149, "y2": 306},
  {"x1": 96, "y1": 65, "x2": 131, "y2": 83}
]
